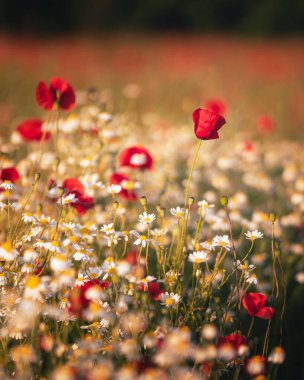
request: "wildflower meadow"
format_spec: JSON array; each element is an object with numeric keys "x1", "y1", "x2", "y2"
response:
[{"x1": 0, "y1": 37, "x2": 303, "y2": 380}]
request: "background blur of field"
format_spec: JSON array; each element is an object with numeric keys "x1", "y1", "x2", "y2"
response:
[{"x1": 0, "y1": 34, "x2": 303, "y2": 139}]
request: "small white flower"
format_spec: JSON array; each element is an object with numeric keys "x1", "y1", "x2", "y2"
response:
[
  {"x1": 75, "y1": 273, "x2": 88, "y2": 287},
  {"x1": 188, "y1": 251, "x2": 209, "y2": 264},
  {"x1": 0, "y1": 180, "x2": 15, "y2": 190},
  {"x1": 200, "y1": 240, "x2": 216, "y2": 251},
  {"x1": 21, "y1": 213, "x2": 37, "y2": 224},
  {"x1": 46, "y1": 241, "x2": 64, "y2": 253},
  {"x1": 138, "y1": 212, "x2": 156, "y2": 225},
  {"x1": 244, "y1": 230, "x2": 264, "y2": 241},
  {"x1": 246, "y1": 273, "x2": 258, "y2": 285},
  {"x1": 159, "y1": 292, "x2": 181, "y2": 308},
  {"x1": 50, "y1": 254, "x2": 70, "y2": 272},
  {"x1": 213, "y1": 235, "x2": 231, "y2": 251},
  {"x1": 106, "y1": 184, "x2": 121, "y2": 195},
  {"x1": 170, "y1": 206, "x2": 186, "y2": 220},
  {"x1": 132, "y1": 231, "x2": 151, "y2": 248},
  {"x1": 59, "y1": 193, "x2": 77, "y2": 205},
  {"x1": 198, "y1": 200, "x2": 215, "y2": 214},
  {"x1": 100, "y1": 223, "x2": 115, "y2": 236}
]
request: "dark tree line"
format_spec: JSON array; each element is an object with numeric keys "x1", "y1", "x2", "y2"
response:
[{"x1": 0, "y1": 0, "x2": 304, "y2": 35}]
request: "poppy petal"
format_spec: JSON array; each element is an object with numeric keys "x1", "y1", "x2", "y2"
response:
[{"x1": 36, "y1": 81, "x2": 54, "y2": 110}]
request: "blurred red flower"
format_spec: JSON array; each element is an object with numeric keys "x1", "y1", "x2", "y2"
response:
[
  {"x1": 69, "y1": 279, "x2": 109, "y2": 317},
  {"x1": 138, "y1": 282, "x2": 164, "y2": 301},
  {"x1": 0, "y1": 167, "x2": 20, "y2": 183},
  {"x1": 204, "y1": 98, "x2": 227, "y2": 115},
  {"x1": 17, "y1": 119, "x2": 51, "y2": 142},
  {"x1": 109, "y1": 172, "x2": 137, "y2": 201},
  {"x1": 36, "y1": 77, "x2": 76, "y2": 111},
  {"x1": 118, "y1": 146, "x2": 153, "y2": 170},
  {"x1": 243, "y1": 292, "x2": 275, "y2": 319},
  {"x1": 218, "y1": 333, "x2": 246, "y2": 350},
  {"x1": 193, "y1": 108, "x2": 226, "y2": 140},
  {"x1": 257, "y1": 115, "x2": 275, "y2": 134},
  {"x1": 63, "y1": 177, "x2": 85, "y2": 194}
]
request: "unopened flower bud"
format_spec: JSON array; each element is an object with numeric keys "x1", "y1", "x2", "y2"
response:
[
  {"x1": 220, "y1": 195, "x2": 229, "y2": 206},
  {"x1": 140, "y1": 196, "x2": 147, "y2": 206},
  {"x1": 188, "y1": 196, "x2": 195, "y2": 206},
  {"x1": 113, "y1": 200, "x2": 119, "y2": 210},
  {"x1": 269, "y1": 211, "x2": 277, "y2": 223},
  {"x1": 34, "y1": 173, "x2": 41, "y2": 183}
]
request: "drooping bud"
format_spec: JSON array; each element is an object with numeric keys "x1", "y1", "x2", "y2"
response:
[{"x1": 220, "y1": 195, "x2": 229, "y2": 207}]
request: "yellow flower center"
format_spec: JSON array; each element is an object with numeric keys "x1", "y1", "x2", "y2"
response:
[
  {"x1": 165, "y1": 298, "x2": 175, "y2": 306},
  {"x1": 26, "y1": 276, "x2": 40, "y2": 289},
  {"x1": 2, "y1": 241, "x2": 12, "y2": 252}
]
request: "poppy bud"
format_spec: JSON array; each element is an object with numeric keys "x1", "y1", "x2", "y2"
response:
[
  {"x1": 113, "y1": 200, "x2": 119, "y2": 210},
  {"x1": 34, "y1": 172, "x2": 41, "y2": 183},
  {"x1": 188, "y1": 196, "x2": 195, "y2": 206},
  {"x1": 140, "y1": 196, "x2": 147, "y2": 206}
]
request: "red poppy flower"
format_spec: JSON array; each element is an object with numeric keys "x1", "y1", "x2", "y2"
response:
[
  {"x1": 193, "y1": 108, "x2": 226, "y2": 140},
  {"x1": 63, "y1": 178, "x2": 85, "y2": 194},
  {"x1": 36, "y1": 77, "x2": 76, "y2": 111},
  {"x1": 68, "y1": 190, "x2": 94, "y2": 215},
  {"x1": 243, "y1": 293, "x2": 275, "y2": 319},
  {"x1": 126, "y1": 250, "x2": 140, "y2": 265},
  {"x1": 109, "y1": 172, "x2": 137, "y2": 201},
  {"x1": 138, "y1": 282, "x2": 164, "y2": 301},
  {"x1": 257, "y1": 116, "x2": 275, "y2": 134},
  {"x1": 0, "y1": 167, "x2": 20, "y2": 183},
  {"x1": 204, "y1": 98, "x2": 227, "y2": 115},
  {"x1": 218, "y1": 333, "x2": 246, "y2": 350},
  {"x1": 118, "y1": 146, "x2": 153, "y2": 170},
  {"x1": 17, "y1": 119, "x2": 51, "y2": 142},
  {"x1": 69, "y1": 279, "x2": 109, "y2": 317}
]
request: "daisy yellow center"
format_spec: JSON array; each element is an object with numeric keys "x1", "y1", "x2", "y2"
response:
[
  {"x1": 55, "y1": 254, "x2": 65, "y2": 261},
  {"x1": 122, "y1": 181, "x2": 134, "y2": 190},
  {"x1": 176, "y1": 212, "x2": 183, "y2": 218},
  {"x1": 219, "y1": 241, "x2": 226, "y2": 247},
  {"x1": 0, "y1": 272, "x2": 5, "y2": 277},
  {"x1": 2, "y1": 241, "x2": 12, "y2": 252},
  {"x1": 139, "y1": 236, "x2": 146, "y2": 241},
  {"x1": 26, "y1": 276, "x2": 40, "y2": 289},
  {"x1": 40, "y1": 219, "x2": 48, "y2": 225},
  {"x1": 107, "y1": 267, "x2": 116, "y2": 275},
  {"x1": 51, "y1": 241, "x2": 60, "y2": 247},
  {"x1": 4, "y1": 180, "x2": 11, "y2": 184},
  {"x1": 69, "y1": 236, "x2": 79, "y2": 243},
  {"x1": 194, "y1": 258, "x2": 203, "y2": 263},
  {"x1": 165, "y1": 298, "x2": 175, "y2": 306},
  {"x1": 89, "y1": 302, "x2": 101, "y2": 312},
  {"x1": 80, "y1": 227, "x2": 90, "y2": 235},
  {"x1": 61, "y1": 298, "x2": 68, "y2": 303},
  {"x1": 90, "y1": 273, "x2": 97, "y2": 278}
]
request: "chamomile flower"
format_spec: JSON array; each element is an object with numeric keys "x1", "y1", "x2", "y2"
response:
[
  {"x1": 46, "y1": 241, "x2": 64, "y2": 253},
  {"x1": 106, "y1": 184, "x2": 121, "y2": 195},
  {"x1": 73, "y1": 248, "x2": 93, "y2": 262},
  {"x1": 0, "y1": 241, "x2": 18, "y2": 261},
  {"x1": 198, "y1": 200, "x2": 215, "y2": 214},
  {"x1": 244, "y1": 230, "x2": 264, "y2": 241},
  {"x1": 170, "y1": 206, "x2": 186, "y2": 220},
  {"x1": 21, "y1": 212, "x2": 37, "y2": 224},
  {"x1": 188, "y1": 251, "x2": 209, "y2": 264},
  {"x1": 23, "y1": 276, "x2": 45, "y2": 301},
  {"x1": 58, "y1": 193, "x2": 77, "y2": 205},
  {"x1": 74, "y1": 273, "x2": 88, "y2": 287},
  {"x1": 236, "y1": 260, "x2": 256, "y2": 273},
  {"x1": 37, "y1": 215, "x2": 56, "y2": 228},
  {"x1": 213, "y1": 235, "x2": 231, "y2": 251},
  {"x1": 59, "y1": 297, "x2": 71, "y2": 309},
  {"x1": 87, "y1": 266, "x2": 101, "y2": 280},
  {"x1": 100, "y1": 223, "x2": 115, "y2": 235},
  {"x1": 50, "y1": 254, "x2": 70, "y2": 272},
  {"x1": 132, "y1": 231, "x2": 151, "y2": 248},
  {"x1": 138, "y1": 212, "x2": 156, "y2": 225},
  {"x1": 159, "y1": 292, "x2": 181, "y2": 308},
  {"x1": 200, "y1": 240, "x2": 216, "y2": 251},
  {"x1": 246, "y1": 273, "x2": 258, "y2": 285},
  {"x1": 61, "y1": 222, "x2": 77, "y2": 233},
  {"x1": 0, "y1": 180, "x2": 15, "y2": 190}
]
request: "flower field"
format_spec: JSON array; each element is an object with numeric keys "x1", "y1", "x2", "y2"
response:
[{"x1": 0, "y1": 35, "x2": 303, "y2": 379}]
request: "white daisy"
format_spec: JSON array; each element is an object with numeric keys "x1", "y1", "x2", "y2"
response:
[
  {"x1": 170, "y1": 206, "x2": 186, "y2": 220},
  {"x1": 0, "y1": 181, "x2": 15, "y2": 190},
  {"x1": 244, "y1": 230, "x2": 264, "y2": 241},
  {"x1": 213, "y1": 235, "x2": 231, "y2": 251},
  {"x1": 100, "y1": 223, "x2": 115, "y2": 236},
  {"x1": 188, "y1": 251, "x2": 209, "y2": 264},
  {"x1": 21, "y1": 213, "x2": 37, "y2": 224},
  {"x1": 106, "y1": 184, "x2": 121, "y2": 195},
  {"x1": 138, "y1": 212, "x2": 156, "y2": 225},
  {"x1": 159, "y1": 292, "x2": 181, "y2": 308},
  {"x1": 132, "y1": 231, "x2": 151, "y2": 248},
  {"x1": 59, "y1": 193, "x2": 77, "y2": 205}
]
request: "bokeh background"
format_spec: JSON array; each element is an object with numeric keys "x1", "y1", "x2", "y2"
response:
[{"x1": 0, "y1": 1, "x2": 303, "y2": 378}]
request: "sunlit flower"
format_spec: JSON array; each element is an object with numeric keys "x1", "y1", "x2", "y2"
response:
[
  {"x1": 21, "y1": 212, "x2": 37, "y2": 224},
  {"x1": 132, "y1": 231, "x2": 151, "y2": 248},
  {"x1": 213, "y1": 235, "x2": 231, "y2": 251},
  {"x1": 100, "y1": 223, "x2": 115, "y2": 235},
  {"x1": 0, "y1": 180, "x2": 15, "y2": 190},
  {"x1": 0, "y1": 241, "x2": 18, "y2": 261},
  {"x1": 159, "y1": 292, "x2": 181, "y2": 308},
  {"x1": 188, "y1": 251, "x2": 209, "y2": 264},
  {"x1": 138, "y1": 212, "x2": 156, "y2": 225},
  {"x1": 170, "y1": 206, "x2": 186, "y2": 220},
  {"x1": 244, "y1": 230, "x2": 264, "y2": 241}
]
